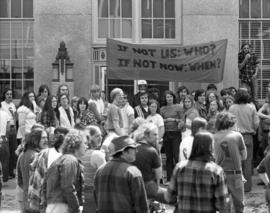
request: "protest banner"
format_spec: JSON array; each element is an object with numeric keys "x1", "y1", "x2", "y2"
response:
[{"x1": 106, "y1": 38, "x2": 227, "y2": 83}]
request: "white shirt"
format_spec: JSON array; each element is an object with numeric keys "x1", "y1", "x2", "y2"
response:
[
  {"x1": 47, "y1": 148, "x2": 62, "y2": 168},
  {"x1": 179, "y1": 135, "x2": 194, "y2": 161},
  {"x1": 0, "y1": 110, "x2": 9, "y2": 136},
  {"x1": 1, "y1": 101, "x2": 16, "y2": 125},
  {"x1": 120, "y1": 103, "x2": 134, "y2": 134},
  {"x1": 17, "y1": 105, "x2": 37, "y2": 138},
  {"x1": 146, "y1": 113, "x2": 164, "y2": 128}
]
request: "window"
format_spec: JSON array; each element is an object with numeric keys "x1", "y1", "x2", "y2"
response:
[
  {"x1": 239, "y1": 0, "x2": 270, "y2": 100},
  {"x1": 98, "y1": 0, "x2": 132, "y2": 39},
  {"x1": 0, "y1": 0, "x2": 33, "y2": 99},
  {"x1": 141, "y1": 0, "x2": 175, "y2": 39},
  {"x1": 93, "y1": 0, "x2": 181, "y2": 44}
]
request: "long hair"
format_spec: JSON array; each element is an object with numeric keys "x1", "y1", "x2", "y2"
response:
[
  {"x1": 38, "y1": 84, "x2": 51, "y2": 97},
  {"x1": 2, "y1": 88, "x2": 13, "y2": 101},
  {"x1": 77, "y1": 97, "x2": 89, "y2": 114},
  {"x1": 161, "y1": 90, "x2": 177, "y2": 106},
  {"x1": 24, "y1": 129, "x2": 43, "y2": 152},
  {"x1": 41, "y1": 96, "x2": 58, "y2": 124},
  {"x1": 19, "y1": 91, "x2": 34, "y2": 111},
  {"x1": 189, "y1": 131, "x2": 214, "y2": 162}
]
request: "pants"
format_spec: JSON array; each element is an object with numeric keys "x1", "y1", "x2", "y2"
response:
[
  {"x1": 239, "y1": 77, "x2": 256, "y2": 99},
  {"x1": 46, "y1": 203, "x2": 69, "y2": 213},
  {"x1": 242, "y1": 134, "x2": 253, "y2": 192},
  {"x1": 0, "y1": 137, "x2": 9, "y2": 182},
  {"x1": 8, "y1": 126, "x2": 17, "y2": 175},
  {"x1": 225, "y1": 173, "x2": 244, "y2": 213},
  {"x1": 83, "y1": 186, "x2": 96, "y2": 213},
  {"x1": 163, "y1": 131, "x2": 181, "y2": 181}
]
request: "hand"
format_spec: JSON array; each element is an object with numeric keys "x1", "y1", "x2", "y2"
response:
[{"x1": 245, "y1": 53, "x2": 251, "y2": 60}]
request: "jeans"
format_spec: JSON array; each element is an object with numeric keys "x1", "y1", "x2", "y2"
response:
[
  {"x1": 225, "y1": 173, "x2": 244, "y2": 213},
  {"x1": 0, "y1": 137, "x2": 9, "y2": 182},
  {"x1": 8, "y1": 126, "x2": 17, "y2": 175},
  {"x1": 163, "y1": 131, "x2": 181, "y2": 181},
  {"x1": 242, "y1": 134, "x2": 253, "y2": 192},
  {"x1": 83, "y1": 186, "x2": 96, "y2": 213}
]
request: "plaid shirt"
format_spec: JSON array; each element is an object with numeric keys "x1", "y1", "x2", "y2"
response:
[
  {"x1": 94, "y1": 158, "x2": 149, "y2": 213},
  {"x1": 238, "y1": 51, "x2": 259, "y2": 83},
  {"x1": 167, "y1": 160, "x2": 229, "y2": 213}
]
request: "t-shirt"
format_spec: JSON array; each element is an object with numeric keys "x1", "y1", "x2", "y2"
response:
[
  {"x1": 133, "y1": 143, "x2": 161, "y2": 182},
  {"x1": 106, "y1": 103, "x2": 123, "y2": 132},
  {"x1": 120, "y1": 103, "x2": 134, "y2": 135},
  {"x1": 214, "y1": 130, "x2": 246, "y2": 171},
  {"x1": 179, "y1": 135, "x2": 194, "y2": 161},
  {"x1": 160, "y1": 104, "x2": 184, "y2": 131},
  {"x1": 146, "y1": 113, "x2": 164, "y2": 128},
  {"x1": 0, "y1": 110, "x2": 9, "y2": 136}
]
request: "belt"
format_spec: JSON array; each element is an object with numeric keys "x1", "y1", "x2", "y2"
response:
[
  {"x1": 224, "y1": 170, "x2": 241, "y2": 175},
  {"x1": 241, "y1": 132, "x2": 253, "y2": 135}
]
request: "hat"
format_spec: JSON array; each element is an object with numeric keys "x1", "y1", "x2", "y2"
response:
[
  {"x1": 108, "y1": 136, "x2": 138, "y2": 156},
  {"x1": 138, "y1": 80, "x2": 147, "y2": 85}
]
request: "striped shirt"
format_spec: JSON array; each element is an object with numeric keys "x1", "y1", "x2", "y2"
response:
[
  {"x1": 94, "y1": 158, "x2": 148, "y2": 213},
  {"x1": 166, "y1": 160, "x2": 229, "y2": 213}
]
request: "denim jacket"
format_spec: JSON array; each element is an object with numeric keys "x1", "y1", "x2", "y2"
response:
[{"x1": 46, "y1": 154, "x2": 84, "y2": 213}]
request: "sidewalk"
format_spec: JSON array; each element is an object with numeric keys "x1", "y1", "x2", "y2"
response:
[{"x1": 1, "y1": 174, "x2": 268, "y2": 212}]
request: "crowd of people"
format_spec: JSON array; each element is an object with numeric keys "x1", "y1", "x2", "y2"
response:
[{"x1": 0, "y1": 76, "x2": 270, "y2": 213}]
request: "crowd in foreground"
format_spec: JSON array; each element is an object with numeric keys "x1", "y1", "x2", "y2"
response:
[{"x1": 1, "y1": 80, "x2": 270, "y2": 213}]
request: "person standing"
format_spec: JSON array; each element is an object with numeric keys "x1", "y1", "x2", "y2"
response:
[
  {"x1": 88, "y1": 84, "x2": 105, "y2": 120},
  {"x1": 133, "y1": 123, "x2": 166, "y2": 203},
  {"x1": 46, "y1": 132, "x2": 86, "y2": 213},
  {"x1": 120, "y1": 92, "x2": 134, "y2": 135},
  {"x1": 160, "y1": 90, "x2": 184, "y2": 181},
  {"x1": 94, "y1": 136, "x2": 148, "y2": 213},
  {"x1": 0, "y1": 103, "x2": 10, "y2": 182},
  {"x1": 132, "y1": 80, "x2": 148, "y2": 107},
  {"x1": 214, "y1": 112, "x2": 247, "y2": 213},
  {"x1": 238, "y1": 43, "x2": 259, "y2": 98},
  {"x1": 229, "y1": 89, "x2": 259, "y2": 192},
  {"x1": 102, "y1": 88, "x2": 124, "y2": 157},
  {"x1": 134, "y1": 92, "x2": 150, "y2": 119},
  {"x1": 58, "y1": 94, "x2": 75, "y2": 129},
  {"x1": 165, "y1": 131, "x2": 229, "y2": 213},
  {"x1": 17, "y1": 91, "x2": 37, "y2": 141},
  {"x1": 81, "y1": 125, "x2": 105, "y2": 213},
  {"x1": 1, "y1": 89, "x2": 17, "y2": 178}
]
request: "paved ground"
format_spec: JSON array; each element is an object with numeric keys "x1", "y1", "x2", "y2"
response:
[{"x1": 1, "y1": 174, "x2": 268, "y2": 213}]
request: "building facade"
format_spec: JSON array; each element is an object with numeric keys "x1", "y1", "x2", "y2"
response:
[{"x1": 0, "y1": 0, "x2": 250, "y2": 100}]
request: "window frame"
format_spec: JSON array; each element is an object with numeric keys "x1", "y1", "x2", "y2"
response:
[
  {"x1": 92, "y1": 0, "x2": 181, "y2": 45},
  {"x1": 0, "y1": 0, "x2": 34, "y2": 99}
]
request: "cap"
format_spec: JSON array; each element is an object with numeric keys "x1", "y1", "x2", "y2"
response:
[
  {"x1": 138, "y1": 80, "x2": 147, "y2": 85},
  {"x1": 108, "y1": 136, "x2": 138, "y2": 156}
]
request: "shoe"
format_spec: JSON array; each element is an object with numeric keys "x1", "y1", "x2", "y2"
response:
[{"x1": 257, "y1": 181, "x2": 265, "y2": 186}]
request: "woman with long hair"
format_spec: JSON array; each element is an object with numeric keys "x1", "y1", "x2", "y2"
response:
[
  {"x1": 40, "y1": 96, "x2": 59, "y2": 129},
  {"x1": 81, "y1": 125, "x2": 105, "y2": 213},
  {"x1": 182, "y1": 95, "x2": 199, "y2": 138},
  {"x1": 206, "y1": 100, "x2": 221, "y2": 134},
  {"x1": 160, "y1": 90, "x2": 184, "y2": 182},
  {"x1": 16, "y1": 128, "x2": 48, "y2": 212},
  {"x1": 37, "y1": 84, "x2": 50, "y2": 102},
  {"x1": 17, "y1": 91, "x2": 37, "y2": 141},
  {"x1": 75, "y1": 97, "x2": 98, "y2": 129},
  {"x1": 146, "y1": 99, "x2": 164, "y2": 143}
]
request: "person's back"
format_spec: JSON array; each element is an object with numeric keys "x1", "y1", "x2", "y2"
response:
[
  {"x1": 169, "y1": 160, "x2": 228, "y2": 213},
  {"x1": 95, "y1": 158, "x2": 148, "y2": 213}
]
